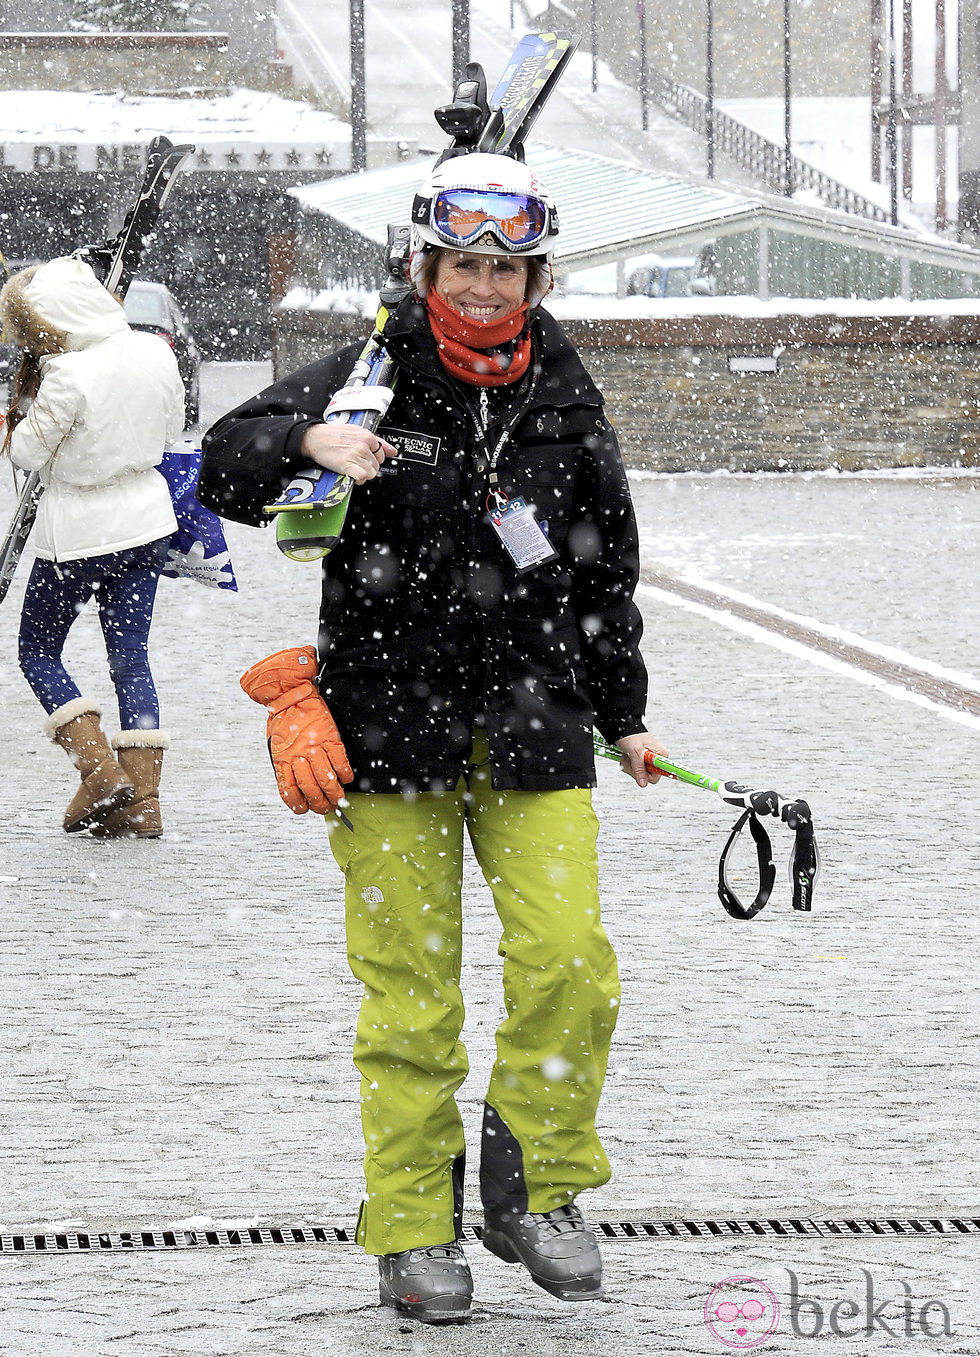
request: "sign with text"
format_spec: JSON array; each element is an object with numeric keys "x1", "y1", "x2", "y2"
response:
[{"x1": 0, "y1": 142, "x2": 340, "y2": 174}]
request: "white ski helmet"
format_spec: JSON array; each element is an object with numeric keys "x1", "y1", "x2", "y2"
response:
[{"x1": 411, "y1": 152, "x2": 558, "y2": 260}]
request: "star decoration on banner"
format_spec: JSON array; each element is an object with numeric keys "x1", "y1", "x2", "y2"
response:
[
  {"x1": 286, "y1": 148, "x2": 301, "y2": 166},
  {"x1": 196, "y1": 148, "x2": 212, "y2": 167},
  {"x1": 315, "y1": 147, "x2": 332, "y2": 166},
  {"x1": 224, "y1": 148, "x2": 241, "y2": 167},
  {"x1": 255, "y1": 148, "x2": 272, "y2": 166}
]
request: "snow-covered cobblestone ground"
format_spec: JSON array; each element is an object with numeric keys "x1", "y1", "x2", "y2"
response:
[{"x1": 0, "y1": 363, "x2": 977, "y2": 1354}]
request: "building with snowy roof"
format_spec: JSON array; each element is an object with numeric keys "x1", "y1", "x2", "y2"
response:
[{"x1": 287, "y1": 144, "x2": 980, "y2": 305}]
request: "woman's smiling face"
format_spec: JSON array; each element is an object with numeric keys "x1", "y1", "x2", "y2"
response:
[{"x1": 434, "y1": 250, "x2": 529, "y2": 322}]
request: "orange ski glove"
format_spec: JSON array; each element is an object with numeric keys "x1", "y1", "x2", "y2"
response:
[{"x1": 240, "y1": 645, "x2": 353, "y2": 816}]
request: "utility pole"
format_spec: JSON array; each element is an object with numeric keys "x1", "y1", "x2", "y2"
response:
[
  {"x1": 350, "y1": 0, "x2": 366, "y2": 173},
  {"x1": 887, "y1": 0, "x2": 899, "y2": 224},
  {"x1": 706, "y1": 0, "x2": 715, "y2": 179},
  {"x1": 783, "y1": 0, "x2": 792, "y2": 195},
  {"x1": 958, "y1": 0, "x2": 980, "y2": 237},
  {"x1": 935, "y1": 0, "x2": 947, "y2": 231},
  {"x1": 638, "y1": 0, "x2": 648, "y2": 131},
  {"x1": 902, "y1": 0, "x2": 913, "y2": 201},
  {"x1": 871, "y1": 0, "x2": 883, "y2": 181}
]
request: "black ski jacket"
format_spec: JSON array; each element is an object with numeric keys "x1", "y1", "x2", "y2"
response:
[{"x1": 199, "y1": 297, "x2": 648, "y2": 793}]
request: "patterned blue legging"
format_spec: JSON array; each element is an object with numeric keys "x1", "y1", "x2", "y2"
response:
[{"x1": 18, "y1": 539, "x2": 168, "y2": 730}]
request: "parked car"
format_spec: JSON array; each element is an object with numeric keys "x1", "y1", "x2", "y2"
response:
[
  {"x1": 626, "y1": 254, "x2": 699, "y2": 299},
  {"x1": 123, "y1": 280, "x2": 202, "y2": 427}
]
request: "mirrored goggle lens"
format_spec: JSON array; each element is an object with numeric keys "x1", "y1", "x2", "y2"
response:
[{"x1": 432, "y1": 189, "x2": 548, "y2": 247}]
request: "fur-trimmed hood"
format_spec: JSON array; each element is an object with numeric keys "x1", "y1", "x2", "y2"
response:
[{"x1": 5, "y1": 255, "x2": 129, "y2": 354}]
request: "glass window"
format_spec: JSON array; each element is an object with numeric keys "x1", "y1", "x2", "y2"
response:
[{"x1": 124, "y1": 287, "x2": 168, "y2": 325}]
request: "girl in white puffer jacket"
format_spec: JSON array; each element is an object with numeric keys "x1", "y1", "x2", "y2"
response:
[{"x1": 1, "y1": 255, "x2": 186, "y2": 837}]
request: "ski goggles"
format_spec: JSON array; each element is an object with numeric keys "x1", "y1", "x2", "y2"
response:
[{"x1": 429, "y1": 188, "x2": 551, "y2": 252}]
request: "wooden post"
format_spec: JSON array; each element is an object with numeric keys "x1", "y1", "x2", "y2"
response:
[{"x1": 268, "y1": 232, "x2": 297, "y2": 305}]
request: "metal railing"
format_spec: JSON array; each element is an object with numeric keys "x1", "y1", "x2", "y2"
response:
[{"x1": 654, "y1": 76, "x2": 890, "y2": 226}]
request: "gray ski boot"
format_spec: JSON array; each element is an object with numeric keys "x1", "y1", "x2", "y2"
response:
[
  {"x1": 482, "y1": 1202, "x2": 604, "y2": 1300},
  {"x1": 377, "y1": 1241, "x2": 473, "y2": 1323}
]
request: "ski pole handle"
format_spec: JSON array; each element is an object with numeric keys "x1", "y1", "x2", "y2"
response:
[{"x1": 593, "y1": 734, "x2": 721, "y2": 794}]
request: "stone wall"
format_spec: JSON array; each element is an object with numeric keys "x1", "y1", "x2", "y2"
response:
[
  {"x1": 559, "y1": 312, "x2": 980, "y2": 471},
  {"x1": 272, "y1": 305, "x2": 980, "y2": 472}
]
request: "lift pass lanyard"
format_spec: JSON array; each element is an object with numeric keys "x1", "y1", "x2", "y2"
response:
[
  {"x1": 486, "y1": 495, "x2": 557, "y2": 571},
  {"x1": 474, "y1": 383, "x2": 555, "y2": 572}
]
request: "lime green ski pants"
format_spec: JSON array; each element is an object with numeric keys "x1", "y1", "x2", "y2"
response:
[{"x1": 328, "y1": 731, "x2": 621, "y2": 1256}]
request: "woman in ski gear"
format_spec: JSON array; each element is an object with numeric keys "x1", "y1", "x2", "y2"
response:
[
  {"x1": 201, "y1": 153, "x2": 668, "y2": 1321},
  {"x1": 0, "y1": 255, "x2": 186, "y2": 836}
]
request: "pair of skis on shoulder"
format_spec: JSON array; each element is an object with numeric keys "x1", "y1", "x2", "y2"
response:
[
  {"x1": 0, "y1": 135, "x2": 195, "y2": 607},
  {"x1": 269, "y1": 29, "x2": 580, "y2": 561}
]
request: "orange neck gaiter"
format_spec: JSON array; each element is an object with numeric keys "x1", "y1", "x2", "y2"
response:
[{"x1": 425, "y1": 289, "x2": 531, "y2": 387}]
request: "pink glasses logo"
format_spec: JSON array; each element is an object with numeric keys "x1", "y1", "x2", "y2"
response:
[{"x1": 704, "y1": 1276, "x2": 781, "y2": 1349}]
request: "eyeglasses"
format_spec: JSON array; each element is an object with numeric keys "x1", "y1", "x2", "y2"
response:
[
  {"x1": 431, "y1": 188, "x2": 549, "y2": 251},
  {"x1": 713, "y1": 1300, "x2": 767, "y2": 1323}
]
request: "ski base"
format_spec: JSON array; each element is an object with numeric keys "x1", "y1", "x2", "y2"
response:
[{"x1": 275, "y1": 493, "x2": 352, "y2": 560}]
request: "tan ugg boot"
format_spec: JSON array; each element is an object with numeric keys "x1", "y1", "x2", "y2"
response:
[
  {"x1": 46, "y1": 699, "x2": 135, "y2": 834},
  {"x1": 90, "y1": 731, "x2": 170, "y2": 839}
]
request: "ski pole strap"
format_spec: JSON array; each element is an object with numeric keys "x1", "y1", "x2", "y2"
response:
[
  {"x1": 785, "y1": 799, "x2": 818, "y2": 913},
  {"x1": 718, "y1": 809, "x2": 775, "y2": 920},
  {"x1": 712, "y1": 779, "x2": 817, "y2": 917}
]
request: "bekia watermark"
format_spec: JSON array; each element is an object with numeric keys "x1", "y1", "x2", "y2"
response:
[
  {"x1": 786, "y1": 1270, "x2": 953, "y2": 1339},
  {"x1": 704, "y1": 1276, "x2": 781, "y2": 1348},
  {"x1": 704, "y1": 1270, "x2": 954, "y2": 1345}
]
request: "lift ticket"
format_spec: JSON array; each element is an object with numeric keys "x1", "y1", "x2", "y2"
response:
[{"x1": 486, "y1": 496, "x2": 558, "y2": 572}]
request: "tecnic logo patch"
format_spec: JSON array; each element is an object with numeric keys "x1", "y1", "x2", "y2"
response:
[{"x1": 383, "y1": 428, "x2": 441, "y2": 467}]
